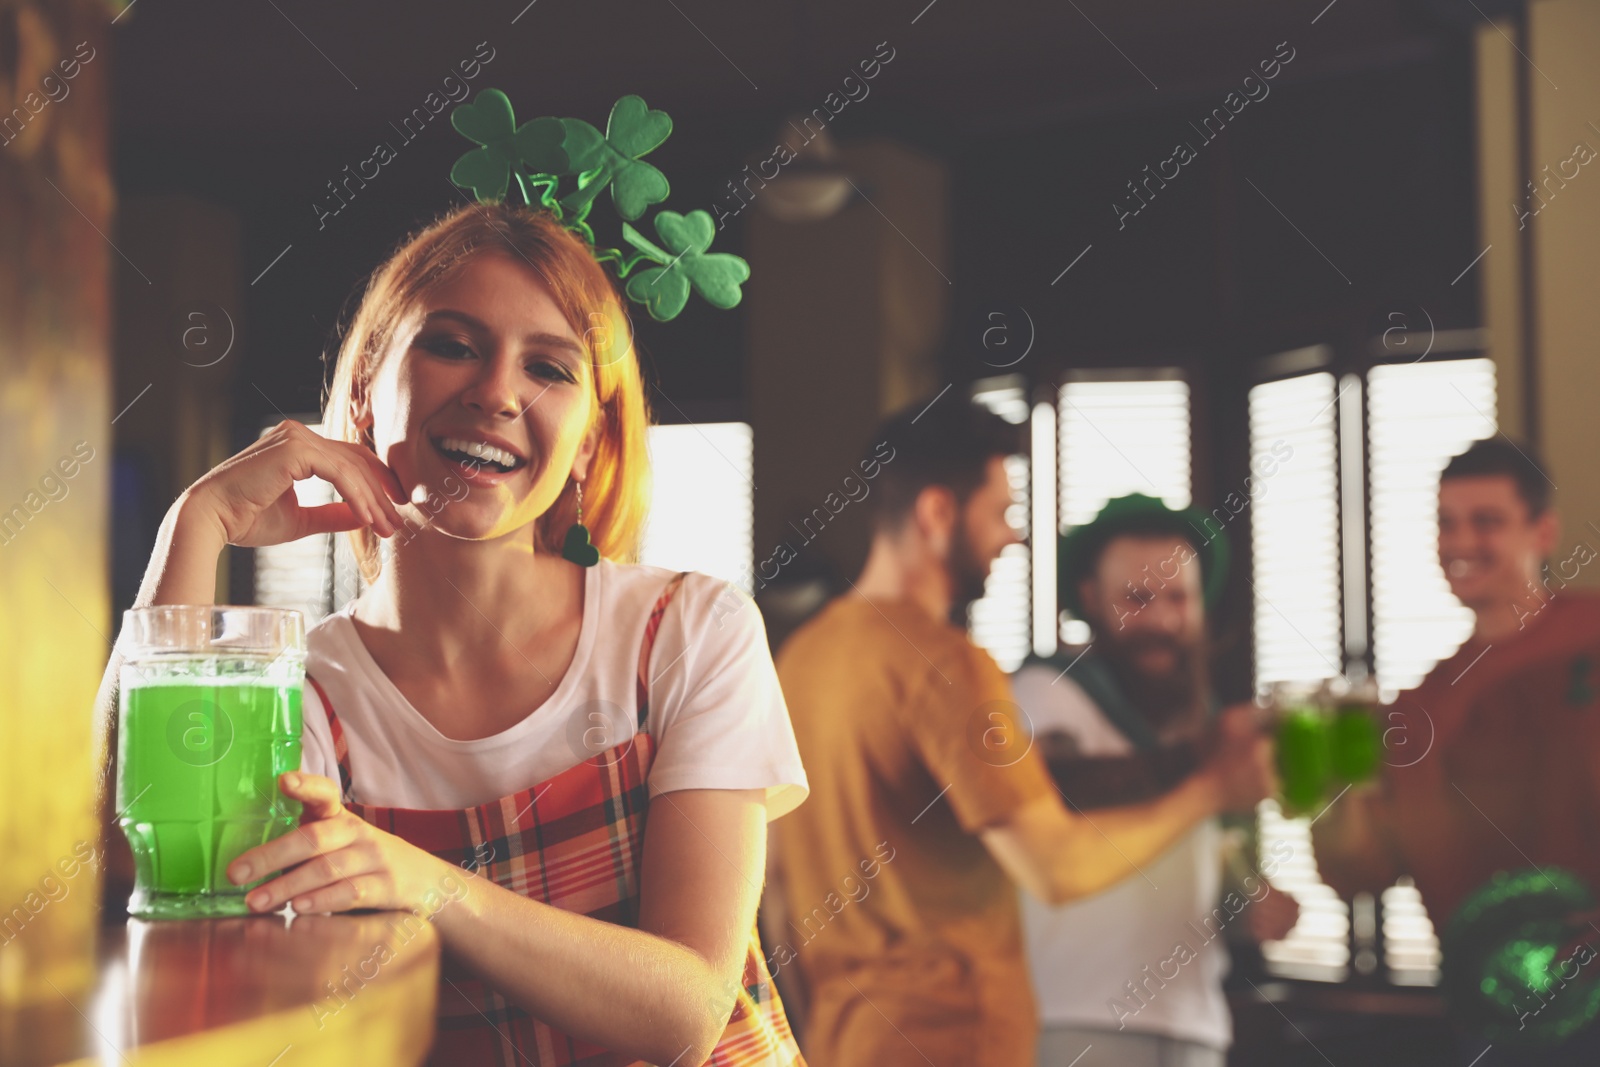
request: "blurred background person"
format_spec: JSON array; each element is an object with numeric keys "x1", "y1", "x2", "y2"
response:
[
  {"x1": 1313, "y1": 438, "x2": 1600, "y2": 1065},
  {"x1": 766, "y1": 398, "x2": 1275, "y2": 1067},
  {"x1": 1013, "y1": 495, "x2": 1300, "y2": 1067}
]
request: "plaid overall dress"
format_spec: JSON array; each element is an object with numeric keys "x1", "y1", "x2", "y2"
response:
[{"x1": 306, "y1": 573, "x2": 805, "y2": 1066}]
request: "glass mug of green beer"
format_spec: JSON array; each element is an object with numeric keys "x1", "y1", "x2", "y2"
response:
[
  {"x1": 1269, "y1": 676, "x2": 1382, "y2": 817},
  {"x1": 117, "y1": 605, "x2": 305, "y2": 919}
]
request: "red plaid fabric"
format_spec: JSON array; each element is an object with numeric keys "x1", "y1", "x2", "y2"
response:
[{"x1": 306, "y1": 573, "x2": 804, "y2": 1066}]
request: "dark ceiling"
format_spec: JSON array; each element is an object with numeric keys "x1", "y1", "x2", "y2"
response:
[
  {"x1": 107, "y1": 0, "x2": 1485, "y2": 429},
  {"x1": 111, "y1": 0, "x2": 1440, "y2": 141}
]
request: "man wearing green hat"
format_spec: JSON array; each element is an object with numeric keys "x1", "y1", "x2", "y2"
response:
[{"x1": 1013, "y1": 493, "x2": 1300, "y2": 1067}]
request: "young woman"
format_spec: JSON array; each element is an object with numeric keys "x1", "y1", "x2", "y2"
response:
[{"x1": 106, "y1": 203, "x2": 810, "y2": 1066}]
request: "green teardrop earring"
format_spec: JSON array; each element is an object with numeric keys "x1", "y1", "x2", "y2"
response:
[{"x1": 560, "y1": 481, "x2": 600, "y2": 567}]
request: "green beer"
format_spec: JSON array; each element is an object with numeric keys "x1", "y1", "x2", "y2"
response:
[
  {"x1": 1276, "y1": 705, "x2": 1330, "y2": 816},
  {"x1": 1272, "y1": 676, "x2": 1381, "y2": 816},
  {"x1": 117, "y1": 606, "x2": 305, "y2": 919},
  {"x1": 1328, "y1": 700, "x2": 1381, "y2": 784}
]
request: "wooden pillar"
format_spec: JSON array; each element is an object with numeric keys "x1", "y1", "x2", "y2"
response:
[
  {"x1": 112, "y1": 194, "x2": 245, "y2": 598},
  {"x1": 0, "y1": 0, "x2": 112, "y2": 1016},
  {"x1": 1475, "y1": 0, "x2": 1600, "y2": 575},
  {"x1": 747, "y1": 138, "x2": 949, "y2": 586}
]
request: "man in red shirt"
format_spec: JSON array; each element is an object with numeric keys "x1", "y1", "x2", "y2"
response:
[{"x1": 1313, "y1": 438, "x2": 1600, "y2": 1062}]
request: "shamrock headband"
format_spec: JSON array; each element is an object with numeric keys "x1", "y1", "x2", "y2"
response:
[{"x1": 448, "y1": 89, "x2": 750, "y2": 323}]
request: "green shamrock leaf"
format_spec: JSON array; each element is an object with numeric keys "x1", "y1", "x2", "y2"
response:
[
  {"x1": 449, "y1": 88, "x2": 567, "y2": 202},
  {"x1": 559, "y1": 95, "x2": 672, "y2": 221},
  {"x1": 622, "y1": 211, "x2": 750, "y2": 322}
]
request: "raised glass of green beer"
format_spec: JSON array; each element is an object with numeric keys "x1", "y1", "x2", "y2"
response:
[{"x1": 117, "y1": 605, "x2": 305, "y2": 919}]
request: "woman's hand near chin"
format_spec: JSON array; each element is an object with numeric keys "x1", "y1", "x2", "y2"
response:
[
  {"x1": 100, "y1": 418, "x2": 407, "y2": 705},
  {"x1": 181, "y1": 418, "x2": 408, "y2": 549}
]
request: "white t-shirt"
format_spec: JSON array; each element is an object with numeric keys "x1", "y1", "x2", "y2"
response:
[
  {"x1": 299, "y1": 559, "x2": 809, "y2": 819},
  {"x1": 1012, "y1": 662, "x2": 1231, "y2": 1051}
]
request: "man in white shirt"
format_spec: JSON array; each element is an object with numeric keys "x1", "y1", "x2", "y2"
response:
[{"x1": 1013, "y1": 494, "x2": 1299, "y2": 1067}]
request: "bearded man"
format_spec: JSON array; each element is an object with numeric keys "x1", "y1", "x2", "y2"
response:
[{"x1": 1012, "y1": 494, "x2": 1299, "y2": 1067}]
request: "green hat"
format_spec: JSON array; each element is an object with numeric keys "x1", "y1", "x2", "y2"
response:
[{"x1": 1057, "y1": 493, "x2": 1230, "y2": 619}]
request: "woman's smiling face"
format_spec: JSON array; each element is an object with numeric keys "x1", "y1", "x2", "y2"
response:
[{"x1": 360, "y1": 252, "x2": 598, "y2": 542}]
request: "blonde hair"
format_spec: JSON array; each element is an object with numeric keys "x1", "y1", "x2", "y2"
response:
[{"x1": 322, "y1": 202, "x2": 652, "y2": 583}]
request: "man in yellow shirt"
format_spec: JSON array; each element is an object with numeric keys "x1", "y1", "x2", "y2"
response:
[{"x1": 769, "y1": 396, "x2": 1276, "y2": 1066}]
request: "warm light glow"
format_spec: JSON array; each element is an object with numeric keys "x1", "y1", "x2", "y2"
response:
[
  {"x1": 1057, "y1": 377, "x2": 1191, "y2": 644},
  {"x1": 969, "y1": 383, "x2": 1032, "y2": 672},
  {"x1": 1258, "y1": 798, "x2": 1351, "y2": 982},
  {"x1": 1031, "y1": 402, "x2": 1058, "y2": 658},
  {"x1": 1248, "y1": 373, "x2": 1341, "y2": 692},
  {"x1": 639, "y1": 422, "x2": 755, "y2": 592},
  {"x1": 1368, "y1": 359, "x2": 1497, "y2": 697},
  {"x1": 252, "y1": 420, "x2": 337, "y2": 624}
]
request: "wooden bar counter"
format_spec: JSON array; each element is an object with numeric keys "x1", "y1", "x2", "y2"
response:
[{"x1": 0, "y1": 910, "x2": 441, "y2": 1067}]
